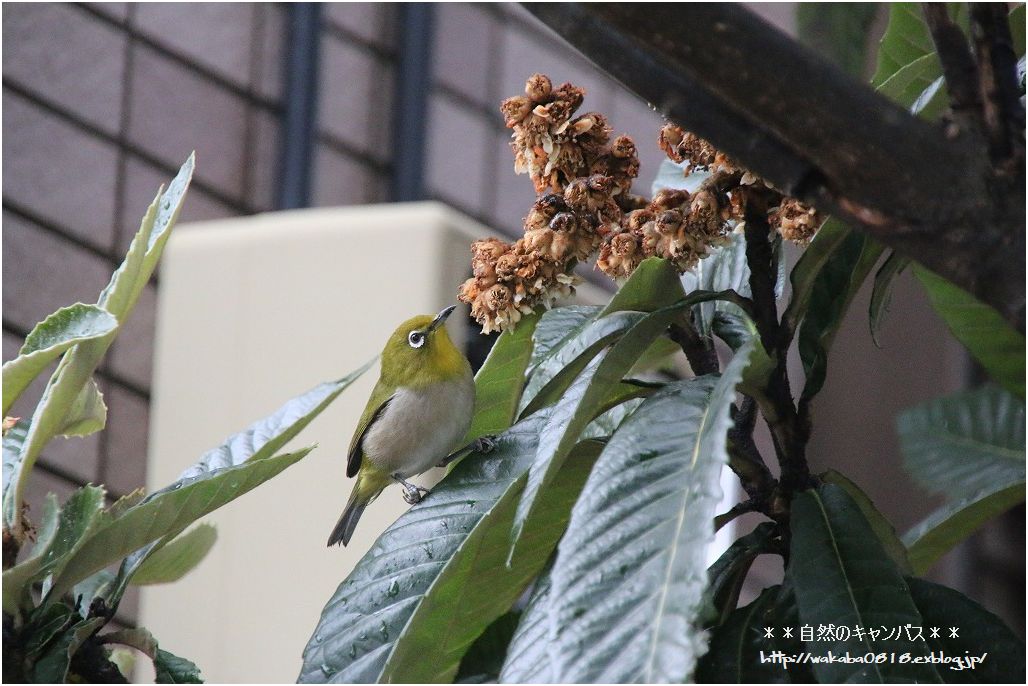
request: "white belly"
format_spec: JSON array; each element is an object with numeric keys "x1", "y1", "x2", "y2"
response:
[{"x1": 362, "y1": 375, "x2": 474, "y2": 478}]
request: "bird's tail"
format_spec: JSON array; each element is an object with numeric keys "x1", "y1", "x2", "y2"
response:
[{"x1": 327, "y1": 473, "x2": 384, "y2": 547}]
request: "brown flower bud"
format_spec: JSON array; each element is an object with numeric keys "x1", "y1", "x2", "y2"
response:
[
  {"x1": 525, "y1": 73, "x2": 552, "y2": 102},
  {"x1": 471, "y1": 237, "x2": 507, "y2": 261},
  {"x1": 550, "y1": 230, "x2": 573, "y2": 261},
  {"x1": 772, "y1": 198, "x2": 822, "y2": 244},
  {"x1": 625, "y1": 208, "x2": 655, "y2": 233},
  {"x1": 549, "y1": 211, "x2": 577, "y2": 233},
  {"x1": 458, "y1": 277, "x2": 480, "y2": 303},
  {"x1": 651, "y1": 188, "x2": 690, "y2": 211},
  {"x1": 570, "y1": 115, "x2": 595, "y2": 136},
  {"x1": 691, "y1": 190, "x2": 718, "y2": 213},
  {"x1": 495, "y1": 252, "x2": 519, "y2": 280},
  {"x1": 501, "y1": 96, "x2": 532, "y2": 128},
  {"x1": 656, "y1": 210, "x2": 683, "y2": 235},
  {"x1": 610, "y1": 134, "x2": 636, "y2": 159},
  {"x1": 524, "y1": 227, "x2": 555, "y2": 253},
  {"x1": 611, "y1": 232, "x2": 638, "y2": 256},
  {"x1": 563, "y1": 179, "x2": 590, "y2": 210},
  {"x1": 586, "y1": 174, "x2": 613, "y2": 194},
  {"x1": 486, "y1": 283, "x2": 512, "y2": 311}
]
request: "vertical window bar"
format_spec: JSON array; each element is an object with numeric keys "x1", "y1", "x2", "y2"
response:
[
  {"x1": 389, "y1": 3, "x2": 435, "y2": 201},
  {"x1": 277, "y1": 3, "x2": 322, "y2": 210}
]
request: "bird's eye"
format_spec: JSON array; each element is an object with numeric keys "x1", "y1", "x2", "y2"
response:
[{"x1": 408, "y1": 331, "x2": 425, "y2": 348}]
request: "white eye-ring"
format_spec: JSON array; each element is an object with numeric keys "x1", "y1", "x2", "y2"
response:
[{"x1": 408, "y1": 331, "x2": 425, "y2": 348}]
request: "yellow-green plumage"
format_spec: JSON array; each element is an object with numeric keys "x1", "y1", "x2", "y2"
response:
[{"x1": 328, "y1": 307, "x2": 474, "y2": 546}]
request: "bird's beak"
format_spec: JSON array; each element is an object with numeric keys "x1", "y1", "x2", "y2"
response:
[{"x1": 428, "y1": 304, "x2": 457, "y2": 332}]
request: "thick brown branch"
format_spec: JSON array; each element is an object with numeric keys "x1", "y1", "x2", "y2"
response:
[
  {"x1": 523, "y1": 2, "x2": 1024, "y2": 332},
  {"x1": 923, "y1": 3, "x2": 984, "y2": 134},
  {"x1": 968, "y1": 3, "x2": 1026, "y2": 164},
  {"x1": 667, "y1": 315, "x2": 719, "y2": 377}
]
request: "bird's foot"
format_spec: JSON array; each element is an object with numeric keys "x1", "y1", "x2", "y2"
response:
[
  {"x1": 438, "y1": 435, "x2": 499, "y2": 467},
  {"x1": 473, "y1": 435, "x2": 498, "y2": 454},
  {"x1": 394, "y1": 475, "x2": 430, "y2": 505}
]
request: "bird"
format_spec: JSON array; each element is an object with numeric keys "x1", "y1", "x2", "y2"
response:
[{"x1": 327, "y1": 305, "x2": 489, "y2": 547}]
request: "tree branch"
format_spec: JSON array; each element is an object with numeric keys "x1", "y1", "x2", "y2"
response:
[
  {"x1": 523, "y1": 2, "x2": 1024, "y2": 332},
  {"x1": 923, "y1": 3, "x2": 984, "y2": 135},
  {"x1": 968, "y1": 3, "x2": 1026, "y2": 165},
  {"x1": 667, "y1": 315, "x2": 719, "y2": 377}
]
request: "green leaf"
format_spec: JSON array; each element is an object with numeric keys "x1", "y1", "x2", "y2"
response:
[
  {"x1": 821, "y1": 469, "x2": 912, "y2": 574},
  {"x1": 686, "y1": 232, "x2": 754, "y2": 336},
  {"x1": 628, "y1": 335, "x2": 681, "y2": 375},
  {"x1": 898, "y1": 385, "x2": 1025, "y2": 498},
  {"x1": 4, "y1": 155, "x2": 195, "y2": 534},
  {"x1": 72, "y1": 569, "x2": 115, "y2": 617},
  {"x1": 154, "y1": 648, "x2": 204, "y2": 683},
  {"x1": 519, "y1": 311, "x2": 645, "y2": 417},
  {"x1": 101, "y1": 627, "x2": 158, "y2": 659},
  {"x1": 1, "y1": 304, "x2": 118, "y2": 416},
  {"x1": 129, "y1": 523, "x2": 217, "y2": 585},
  {"x1": 914, "y1": 267, "x2": 1025, "y2": 398},
  {"x1": 57, "y1": 377, "x2": 106, "y2": 437},
  {"x1": 1011, "y1": 4, "x2": 1026, "y2": 56},
  {"x1": 49, "y1": 448, "x2": 311, "y2": 603},
  {"x1": 527, "y1": 306, "x2": 599, "y2": 374},
  {"x1": 381, "y1": 437, "x2": 601, "y2": 683},
  {"x1": 877, "y1": 52, "x2": 942, "y2": 106},
  {"x1": 798, "y1": 223, "x2": 883, "y2": 401},
  {"x1": 764, "y1": 583, "x2": 818, "y2": 683},
  {"x1": 535, "y1": 343, "x2": 755, "y2": 682},
  {"x1": 520, "y1": 259, "x2": 686, "y2": 419},
  {"x1": 904, "y1": 483, "x2": 1024, "y2": 575},
  {"x1": 600, "y1": 257, "x2": 686, "y2": 315},
  {"x1": 872, "y1": 3, "x2": 938, "y2": 88},
  {"x1": 498, "y1": 563, "x2": 556, "y2": 683},
  {"x1": 581, "y1": 381, "x2": 654, "y2": 440},
  {"x1": 22, "y1": 602, "x2": 76, "y2": 661},
  {"x1": 695, "y1": 587, "x2": 781, "y2": 683},
  {"x1": 712, "y1": 311, "x2": 757, "y2": 352},
  {"x1": 706, "y1": 522, "x2": 776, "y2": 628},
  {"x1": 511, "y1": 291, "x2": 749, "y2": 562},
  {"x1": 2, "y1": 493, "x2": 60, "y2": 614},
  {"x1": 454, "y1": 611, "x2": 521, "y2": 683},
  {"x1": 788, "y1": 484, "x2": 939, "y2": 682},
  {"x1": 781, "y1": 219, "x2": 852, "y2": 336},
  {"x1": 907, "y1": 577, "x2": 1026, "y2": 683},
  {"x1": 21, "y1": 485, "x2": 107, "y2": 602},
  {"x1": 463, "y1": 312, "x2": 539, "y2": 442},
  {"x1": 2, "y1": 419, "x2": 29, "y2": 511},
  {"x1": 32, "y1": 616, "x2": 105, "y2": 683},
  {"x1": 297, "y1": 413, "x2": 601, "y2": 683},
  {"x1": 868, "y1": 250, "x2": 910, "y2": 346},
  {"x1": 796, "y1": 3, "x2": 880, "y2": 77}
]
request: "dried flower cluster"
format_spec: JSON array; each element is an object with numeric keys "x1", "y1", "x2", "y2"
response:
[
  {"x1": 459, "y1": 78, "x2": 825, "y2": 333},
  {"x1": 655, "y1": 123, "x2": 824, "y2": 245},
  {"x1": 596, "y1": 185, "x2": 732, "y2": 278},
  {"x1": 499, "y1": 74, "x2": 639, "y2": 196},
  {"x1": 460, "y1": 74, "x2": 643, "y2": 333}
]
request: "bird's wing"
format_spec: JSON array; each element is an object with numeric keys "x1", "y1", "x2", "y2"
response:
[{"x1": 346, "y1": 380, "x2": 395, "y2": 478}]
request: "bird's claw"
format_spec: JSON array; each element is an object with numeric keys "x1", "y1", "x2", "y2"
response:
[
  {"x1": 474, "y1": 435, "x2": 498, "y2": 454},
  {"x1": 401, "y1": 484, "x2": 430, "y2": 505}
]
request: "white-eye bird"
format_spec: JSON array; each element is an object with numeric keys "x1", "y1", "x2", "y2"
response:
[{"x1": 328, "y1": 305, "x2": 482, "y2": 547}]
